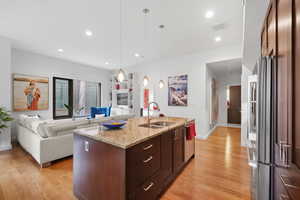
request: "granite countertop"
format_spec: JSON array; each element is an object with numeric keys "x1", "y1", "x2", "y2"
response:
[{"x1": 74, "y1": 117, "x2": 192, "y2": 149}]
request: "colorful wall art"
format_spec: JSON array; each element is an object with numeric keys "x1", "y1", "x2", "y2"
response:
[
  {"x1": 13, "y1": 74, "x2": 49, "y2": 111},
  {"x1": 168, "y1": 75, "x2": 188, "y2": 106}
]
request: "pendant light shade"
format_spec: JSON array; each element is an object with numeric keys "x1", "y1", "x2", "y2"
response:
[
  {"x1": 117, "y1": 69, "x2": 125, "y2": 82},
  {"x1": 159, "y1": 80, "x2": 165, "y2": 89},
  {"x1": 143, "y1": 76, "x2": 149, "y2": 87}
]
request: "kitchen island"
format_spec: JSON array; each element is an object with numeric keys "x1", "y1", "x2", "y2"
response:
[{"x1": 73, "y1": 117, "x2": 195, "y2": 200}]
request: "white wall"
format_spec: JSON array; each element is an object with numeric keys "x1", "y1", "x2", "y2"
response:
[
  {"x1": 11, "y1": 49, "x2": 112, "y2": 138},
  {"x1": 0, "y1": 37, "x2": 12, "y2": 150},
  {"x1": 127, "y1": 44, "x2": 242, "y2": 139}
]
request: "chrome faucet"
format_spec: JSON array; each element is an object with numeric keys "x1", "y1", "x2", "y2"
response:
[{"x1": 147, "y1": 102, "x2": 160, "y2": 124}]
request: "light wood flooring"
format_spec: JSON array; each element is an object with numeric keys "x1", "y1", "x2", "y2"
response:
[{"x1": 0, "y1": 127, "x2": 251, "y2": 200}]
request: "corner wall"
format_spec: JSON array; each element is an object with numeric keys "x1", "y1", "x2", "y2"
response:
[
  {"x1": 0, "y1": 37, "x2": 12, "y2": 150},
  {"x1": 127, "y1": 44, "x2": 242, "y2": 139}
]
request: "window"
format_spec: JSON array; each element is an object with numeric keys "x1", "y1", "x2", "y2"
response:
[
  {"x1": 53, "y1": 77, "x2": 73, "y2": 119},
  {"x1": 53, "y1": 77, "x2": 101, "y2": 119},
  {"x1": 74, "y1": 80, "x2": 101, "y2": 115}
]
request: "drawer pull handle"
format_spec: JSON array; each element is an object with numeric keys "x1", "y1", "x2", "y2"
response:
[
  {"x1": 280, "y1": 194, "x2": 290, "y2": 200},
  {"x1": 143, "y1": 182, "x2": 154, "y2": 191},
  {"x1": 143, "y1": 144, "x2": 153, "y2": 150},
  {"x1": 280, "y1": 175, "x2": 300, "y2": 189},
  {"x1": 143, "y1": 156, "x2": 153, "y2": 163}
]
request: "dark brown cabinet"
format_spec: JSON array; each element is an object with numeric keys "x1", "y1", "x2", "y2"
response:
[
  {"x1": 261, "y1": 28, "x2": 268, "y2": 56},
  {"x1": 127, "y1": 136, "x2": 161, "y2": 195},
  {"x1": 261, "y1": 0, "x2": 300, "y2": 199},
  {"x1": 294, "y1": 0, "x2": 300, "y2": 172},
  {"x1": 173, "y1": 127, "x2": 185, "y2": 173},
  {"x1": 160, "y1": 130, "x2": 173, "y2": 182},
  {"x1": 74, "y1": 125, "x2": 189, "y2": 200},
  {"x1": 275, "y1": 0, "x2": 293, "y2": 168},
  {"x1": 267, "y1": 2, "x2": 276, "y2": 56},
  {"x1": 73, "y1": 135, "x2": 126, "y2": 200}
]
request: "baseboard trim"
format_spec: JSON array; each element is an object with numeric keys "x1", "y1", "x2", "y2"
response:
[
  {"x1": 198, "y1": 125, "x2": 217, "y2": 140},
  {"x1": 0, "y1": 144, "x2": 12, "y2": 151},
  {"x1": 217, "y1": 123, "x2": 241, "y2": 128},
  {"x1": 199, "y1": 123, "x2": 242, "y2": 140}
]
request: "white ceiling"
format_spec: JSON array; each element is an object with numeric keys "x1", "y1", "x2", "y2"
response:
[
  {"x1": 0, "y1": 0, "x2": 243, "y2": 69},
  {"x1": 207, "y1": 58, "x2": 242, "y2": 80}
]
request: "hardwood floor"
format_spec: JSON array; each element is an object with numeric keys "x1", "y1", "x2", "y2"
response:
[
  {"x1": 161, "y1": 127, "x2": 251, "y2": 200},
  {"x1": 0, "y1": 127, "x2": 251, "y2": 200}
]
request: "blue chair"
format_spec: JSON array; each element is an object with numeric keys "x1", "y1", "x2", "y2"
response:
[
  {"x1": 91, "y1": 107, "x2": 109, "y2": 118},
  {"x1": 107, "y1": 106, "x2": 112, "y2": 117}
]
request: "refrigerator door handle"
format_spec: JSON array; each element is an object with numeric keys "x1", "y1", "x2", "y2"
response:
[{"x1": 279, "y1": 141, "x2": 291, "y2": 168}]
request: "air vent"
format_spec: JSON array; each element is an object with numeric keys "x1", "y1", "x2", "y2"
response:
[{"x1": 212, "y1": 23, "x2": 227, "y2": 31}]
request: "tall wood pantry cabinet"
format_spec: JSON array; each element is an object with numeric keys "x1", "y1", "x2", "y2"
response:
[{"x1": 261, "y1": 0, "x2": 300, "y2": 199}]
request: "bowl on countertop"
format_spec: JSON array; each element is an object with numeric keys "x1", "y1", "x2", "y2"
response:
[{"x1": 101, "y1": 120, "x2": 127, "y2": 129}]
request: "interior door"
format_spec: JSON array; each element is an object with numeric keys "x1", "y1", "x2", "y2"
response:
[{"x1": 228, "y1": 86, "x2": 241, "y2": 124}]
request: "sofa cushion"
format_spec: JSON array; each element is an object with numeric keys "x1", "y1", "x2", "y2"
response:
[
  {"x1": 38, "y1": 118, "x2": 89, "y2": 138},
  {"x1": 19, "y1": 114, "x2": 40, "y2": 129}
]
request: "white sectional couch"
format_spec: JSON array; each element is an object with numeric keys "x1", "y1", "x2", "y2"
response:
[{"x1": 17, "y1": 114, "x2": 135, "y2": 167}]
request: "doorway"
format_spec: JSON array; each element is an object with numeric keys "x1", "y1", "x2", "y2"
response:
[
  {"x1": 227, "y1": 85, "x2": 241, "y2": 124},
  {"x1": 206, "y1": 58, "x2": 242, "y2": 129}
]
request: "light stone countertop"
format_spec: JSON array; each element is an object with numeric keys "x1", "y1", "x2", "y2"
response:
[{"x1": 74, "y1": 117, "x2": 190, "y2": 149}]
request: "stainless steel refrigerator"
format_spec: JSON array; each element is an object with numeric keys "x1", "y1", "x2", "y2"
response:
[
  {"x1": 248, "y1": 56, "x2": 276, "y2": 200},
  {"x1": 258, "y1": 55, "x2": 277, "y2": 200}
]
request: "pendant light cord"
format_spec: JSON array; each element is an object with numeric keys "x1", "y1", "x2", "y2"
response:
[
  {"x1": 143, "y1": 8, "x2": 149, "y2": 59},
  {"x1": 119, "y1": 0, "x2": 123, "y2": 68},
  {"x1": 144, "y1": 11, "x2": 146, "y2": 58}
]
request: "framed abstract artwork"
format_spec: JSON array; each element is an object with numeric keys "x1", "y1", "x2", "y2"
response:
[
  {"x1": 168, "y1": 74, "x2": 188, "y2": 106},
  {"x1": 13, "y1": 74, "x2": 49, "y2": 111}
]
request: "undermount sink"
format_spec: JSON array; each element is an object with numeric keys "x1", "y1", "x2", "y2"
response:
[{"x1": 139, "y1": 121, "x2": 175, "y2": 129}]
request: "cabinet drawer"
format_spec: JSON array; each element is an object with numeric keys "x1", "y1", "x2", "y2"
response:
[
  {"x1": 126, "y1": 136, "x2": 161, "y2": 194},
  {"x1": 135, "y1": 150, "x2": 161, "y2": 186},
  {"x1": 135, "y1": 172, "x2": 161, "y2": 200},
  {"x1": 128, "y1": 136, "x2": 161, "y2": 166}
]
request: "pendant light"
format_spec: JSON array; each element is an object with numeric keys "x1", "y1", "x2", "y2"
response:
[
  {"x1": 143, "y1": 75, "x2": 149, "y2": 87},
  {"x1": 158, "y1": 25, "x2": 165, "y2": 88},
  {"x1": 159, "y1": 79, "x2": 165, "y2": 89},
  {"x1": 117, "y1": 69, "x2": 125, "y2": 82},
  {"x1": 142, "y1": 8, "x2": 150, "y2": 87},
  {"x1": 117, "y1": 0, "x2": 125, "y2": 82}
]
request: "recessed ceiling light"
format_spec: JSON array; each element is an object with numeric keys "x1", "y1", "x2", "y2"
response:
[
  {"x1": 57, "y1": 48, "x2": 64, "y2": 53},
  {"x1": 134, "y1": 53, "x2": 140, "y2": 57},
  {"x1": 85, "y1": 29, "x2": 93, "y2": 37},
  {"x1": 105, "y1": 62, "x2": 109, "y2": 65},
  {"x1": 215, "y1": 36, "x2": 222, "y2": 42},
  {"x1": 205, "y1": 10, "x2": 214, "y2": 19}
]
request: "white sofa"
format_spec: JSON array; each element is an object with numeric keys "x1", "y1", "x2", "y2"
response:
[{"x1": 17, "y1": 114, "x2": 135, "y2": 167}]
